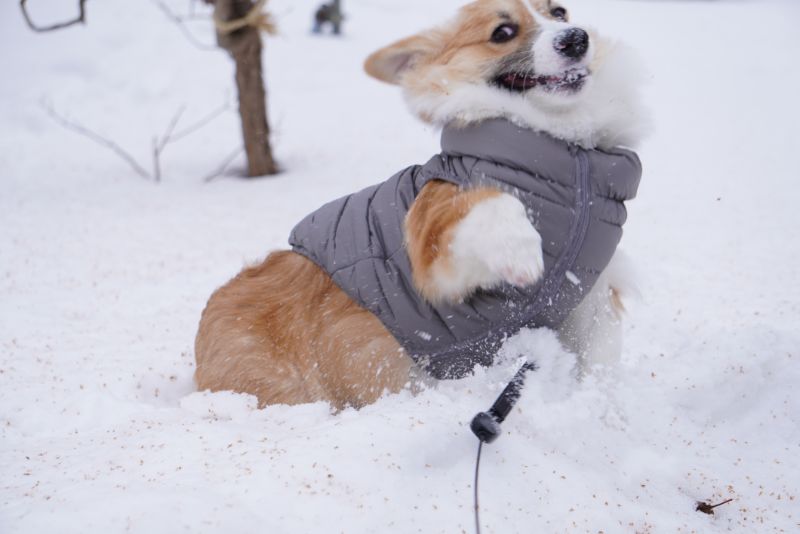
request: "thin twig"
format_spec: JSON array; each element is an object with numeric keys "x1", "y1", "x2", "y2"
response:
[
  {"x1": 153, "y1": 102, "x2": 233, "y2": 181},
  {"x1": 696, "y1": 499, "x2": 734, "y2": 515},
  {"x1": 204, "y1": 146, "x2": 244, "y2": 183},
  {"x1": 44, "y1": 99, "x2": 233, "y2": 183},
  {"x1": 151, "y1": 0, "x2": 217, "y2": 51},
  {"x1": 152, "y1": 136, "x2": 162, "y2": 183},
  {"x1": 41, "y1": 101, "x2": 153, "y2": 180},
  {"x1": 20, "y1": 0, "x2": 87, "y2": 33},
  {"x1": 158, "y1": 105, "x2": 187, "y2": 149},
  {"x1": 153, "y1": 105, "x2": 186, "y2": 182},
  {"x1": 169, "y1": 102, "x2": 231, "y2": 143}
]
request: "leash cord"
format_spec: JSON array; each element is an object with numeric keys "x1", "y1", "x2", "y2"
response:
[
  {"x1": 470, "y1": 362, "x2": 538, "y2": 534},
  {"x1": 473, "y1": 440, "x2": 484, "y2": 534}
]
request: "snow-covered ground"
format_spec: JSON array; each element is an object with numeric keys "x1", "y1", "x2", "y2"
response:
[{"x1": 2, "y1": 0, "x2": 799, "y2": 532}]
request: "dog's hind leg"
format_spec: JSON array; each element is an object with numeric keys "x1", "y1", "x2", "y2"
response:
[
  {"x1": 195, "y1": 323, "x2": 329, "y2": 408},
  {"x1": 557, "y1": 250, "x2": 637, "y2": 373},
  {"x1": 313, "y1": 306, "x2": 418, "y2": 409},
  {"x1": 194, "y1": 251, "x2": 341, "y2": 408}
]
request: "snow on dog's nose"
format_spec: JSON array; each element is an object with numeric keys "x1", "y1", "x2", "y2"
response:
[
  {"x1": 554, "y1": 28, "x2": 589, "y2": 60},
  {"x1": 532, "y1": 22, "x2": 593, "y2": 77}
]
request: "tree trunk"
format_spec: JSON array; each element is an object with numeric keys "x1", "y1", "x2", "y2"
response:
[{"x1": 213, "y1": 0, "x2": 278, "y2": 177}]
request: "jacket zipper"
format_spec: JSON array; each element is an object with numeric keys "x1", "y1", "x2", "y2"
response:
[
  {"x1": 561, "y1": 150, "x2": 592, "y2": 288},
  {"x1": 523, "y1": 148, "x2": 592, "y2": 312}
]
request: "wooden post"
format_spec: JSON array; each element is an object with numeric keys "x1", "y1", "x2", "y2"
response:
[{"x1": 212, "y1": 0, "x2": 278, "y2": 177}]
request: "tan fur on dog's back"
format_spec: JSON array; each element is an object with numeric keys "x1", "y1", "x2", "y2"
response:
[
  {"x1": 195, "y1": 251, "x2": 410, "y2": 409},
  {"x1": 195, "y1": 182, "x2": 491, "y2": 409}
]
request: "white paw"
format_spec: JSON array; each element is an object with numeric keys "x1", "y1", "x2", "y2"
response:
[{"x1": 449, "y1": 193, "x2": 545, "y2": 292}]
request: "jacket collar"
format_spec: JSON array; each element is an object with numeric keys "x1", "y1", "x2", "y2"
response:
[
  {"x1": 440, "y1": 119, "x2": 577, "y2": 177},
  {"x1": 439, "y1": 118, "x2": 641, "y2": 193}
]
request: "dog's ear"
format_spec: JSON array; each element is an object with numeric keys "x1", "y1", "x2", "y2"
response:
[{"x1": 364, "y1": 33, "x2": 440, "y2": 85}]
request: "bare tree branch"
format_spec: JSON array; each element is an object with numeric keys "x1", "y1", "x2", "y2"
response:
[
  {"x1": 157, "y1": 105, "x2": 187, "y2": 150},
  {"x1": 152, "y1": 106, "x2": 186, "y2": 182},
  {"x1": 20, "y1": 0, "x2": 87, "y2": 33},
  {"x1": 41, "y1": 101, "x2": 153, "y2": 180},
  {"x1": 204, "y1": 146, "x2": 244, "y2": 183},
  {"x1": 168, "y1": 101, "x2": 231, "y2": 143},
  {"x1": 159, "y1": 102, "x2": 234, "y2": 181},
  {"x1": 43, "y1": 100, "x2": 235, "y2": 183},
  {"x1": 152, "y1": 136, "x2": 162, "y2": 183},
  {"x1": 151, "y1": 0, "x2": 217, "y2": 51}
]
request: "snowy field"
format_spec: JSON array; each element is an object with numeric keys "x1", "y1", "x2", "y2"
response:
[{"x1": 2, "y1": 0, "x2": 799, "y2": 532}]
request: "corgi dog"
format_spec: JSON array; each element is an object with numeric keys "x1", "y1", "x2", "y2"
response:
[{"x1": 194, "y1": 0, "x2": 647, "y2": 410}]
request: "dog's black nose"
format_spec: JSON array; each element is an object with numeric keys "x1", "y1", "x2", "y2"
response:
[{"x1": 553, "y1": 28, "x2": 589, "y2": 59}]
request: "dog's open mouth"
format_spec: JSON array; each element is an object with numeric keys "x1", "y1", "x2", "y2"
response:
[{"x1": 494, "y1": 67, "x2": 589, "y2": 94}]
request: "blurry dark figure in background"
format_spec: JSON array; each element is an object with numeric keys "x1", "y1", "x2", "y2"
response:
[{"x1": 313, "y1": 0, "x2": 343, "y2": 35}]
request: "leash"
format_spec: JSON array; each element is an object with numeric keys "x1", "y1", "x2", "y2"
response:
[{"x1": 470, "y1": 361, "x2": 538, "y2": 534}]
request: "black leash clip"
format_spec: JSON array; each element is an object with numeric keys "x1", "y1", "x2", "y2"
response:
[{"x1": 470, "y1": 361, "x2": 538, "y2": 443}]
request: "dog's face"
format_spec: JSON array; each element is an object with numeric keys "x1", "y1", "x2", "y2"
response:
[{"x1": 365, "y1": 0, "x2": 648, "y2": 148}]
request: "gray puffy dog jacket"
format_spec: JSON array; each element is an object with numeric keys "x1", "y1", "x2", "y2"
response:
[{"x1": 290, "y1": 119, "x2": 642, "y2": 379}]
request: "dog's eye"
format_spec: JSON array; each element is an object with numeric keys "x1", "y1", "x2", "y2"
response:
[
  {"x1": 550, "y1": 7, "x2": 568, "y2": 21},
  {"x1": 490, "y1": 23, "x2": 518, "y2": 44}
]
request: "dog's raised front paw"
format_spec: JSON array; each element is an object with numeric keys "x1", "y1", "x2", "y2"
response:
[{"x1": 450, "y1": 193, "x2": 545, "y2": 292}]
